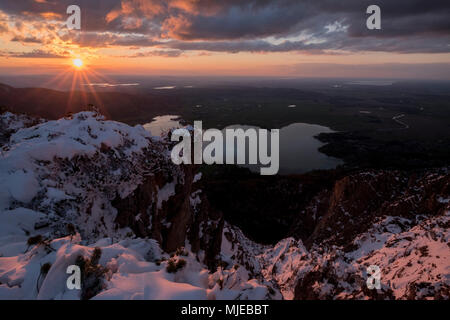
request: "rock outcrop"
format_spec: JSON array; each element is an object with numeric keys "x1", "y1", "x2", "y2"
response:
[
  {"x1": 217, "y1": 169, "x2": 449, "y2": 300},
  {"x1": 298, "y1": 169, "x2": 450, "y2": 248}
]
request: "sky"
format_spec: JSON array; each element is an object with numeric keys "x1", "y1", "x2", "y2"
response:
[{"x1": 0, "y1": 0, "x2": 449, "y2": 78}]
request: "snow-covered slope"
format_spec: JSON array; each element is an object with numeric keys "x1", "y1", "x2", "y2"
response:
[
  {"x1": 221, "y1": 209, "x2": 449, "y2": 300},
  {"x1": 0, "y1": 112, "x2": 171, "y2": 240},
  {"x1": 0, "y1": 111, "x2": 448, "y2": 300},
  {"x1": 0, "y1": 111, "x2": 277, "y2": 300}
]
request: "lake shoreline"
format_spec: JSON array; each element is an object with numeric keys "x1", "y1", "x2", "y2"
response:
[{"x1": 143, "y1": 115, "x2": 344, "y2": 175}]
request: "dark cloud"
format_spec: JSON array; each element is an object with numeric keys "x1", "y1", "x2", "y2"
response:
[
  {"x1": 1, "y1": 49, "x2": 68, "y2": 58},
  {"x1": 163, "y1": 36, "x2": 450, "y2": 54},
  {"x1": 122, "y1": 49, "x2": 184, "y2": 58},
  {"x1": 0, "y1": 0, "x2": 449, "y2": 54},
  {"x1": 11, "y1": 35, "x2": 42, "y2": 43},
  {"x1": 163, "y1": 39, "x2": 325, "y2": 53}
]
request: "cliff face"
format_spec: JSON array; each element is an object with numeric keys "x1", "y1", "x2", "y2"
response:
[
  {"x1": 220, "y1": 169, "x2": 449, "y2": 300},
  {"x1": 298, "y1": 169, "x2": 450, "y2": 249},
  {"x1": 222, "y1": 200, "x2": 449, "y2": 300},
  {"x1": 293, "y1": 210, "x2": 450, "y2": 300},
  {"x1": 112, "y1": 166, "x2": 223, "y2": 269}
]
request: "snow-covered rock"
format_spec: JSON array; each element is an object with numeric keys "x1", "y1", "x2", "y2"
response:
[
  {"x1": 0, "y1": 111, "x2": 276, "y2": 300},
  {"x1": 0, "y1": 111, "x2": 448, "y2": 300}
]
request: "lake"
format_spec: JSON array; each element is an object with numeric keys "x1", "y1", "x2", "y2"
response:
[
  {"x1": 277, "y1": 123, "x2": 343, "y2": 173},
  {"x1": 143, "y1": 116, "x2": 343, "y2": 174},
  {"x1": 143, "y1": 115, "x2": 183, "y2": 136}
]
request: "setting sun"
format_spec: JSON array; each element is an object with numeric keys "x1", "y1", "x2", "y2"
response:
[{"x1": 72, "y1": 58, "x2": 83, "y2": 68}]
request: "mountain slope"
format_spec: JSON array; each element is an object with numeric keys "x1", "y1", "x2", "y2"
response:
[
  {"x1": 0, "y1": 111, "x2": 448, "y2": 300},
  {"x1": 0, "y1": 111, "x2": 278, "y2": 299}
]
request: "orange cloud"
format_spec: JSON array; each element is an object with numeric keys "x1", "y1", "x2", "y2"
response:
[
  {"x1": 161, "y1": 14, "x2": 192, "y2": 39},
  {"x1": 168, "y1": 0, "x2": 223, "y2": 16},
  {"x1": 39, "y1": 12, "x2": 63, "y2": 20},
  {"x1": 107, "y1": 0, "x2": 165, "y2": 24}
]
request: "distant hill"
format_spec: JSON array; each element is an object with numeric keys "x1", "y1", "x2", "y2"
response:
[{"x1": 0, "y1": 83, "x2": 181, "y2": 125}]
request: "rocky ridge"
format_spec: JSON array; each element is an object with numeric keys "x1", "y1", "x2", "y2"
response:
[{"x1": 0, "y1": 111, "x2": 448, "y2": 300}]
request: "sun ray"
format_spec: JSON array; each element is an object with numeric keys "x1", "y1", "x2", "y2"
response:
[
  {"x1": 78, "y1": 71, "x2": 89, "y2": 107},
  {"x1": 41, "y1": 68, "x2": 73, "y2": 90},
  {"x1": 66, "y1": 70, "x2": 80, "y2": 115},
  {"x1": 88, "y1": 68, "x2": 116, "y2": 86},
  {"x1": 79, "y1": 70, "x2": 110, "y2": 119}
]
